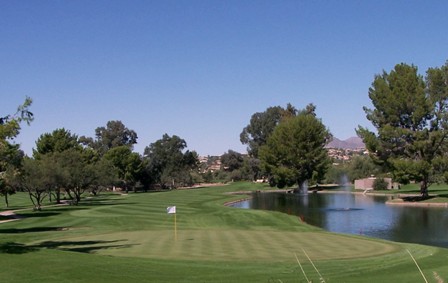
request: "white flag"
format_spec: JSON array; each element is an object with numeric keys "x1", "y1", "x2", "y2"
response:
[{"x1": 167, "y1": 206, "x2": 176, "y2": 214}]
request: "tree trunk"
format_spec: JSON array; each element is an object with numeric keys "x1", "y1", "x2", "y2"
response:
[
  {"x1": 294, "y1": 181, "x2": 308, "y2": 194},
  {"x1": 56, "y1": 188, "x2": 61, "y2": 204},
  {"x1": 65, "y1": 188, "x2": 73, "y2": 201},
  {"x1": 28, "y1": 191, "x2": 37, "y2": 210},
  {"x1": 5, "y1": 193, "x2": 9, "y2": 208},
  {"x1": 420, "y1": 179, "x2": 429, "y2": 198}
]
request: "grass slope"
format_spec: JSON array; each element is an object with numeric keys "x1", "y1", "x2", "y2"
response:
[{"x1": 1, "y1": 182, "x2": 448, "y2": 282}]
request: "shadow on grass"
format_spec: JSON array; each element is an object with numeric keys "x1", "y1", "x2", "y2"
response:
[
  {"x1": 0, "y1": 242, "x2": 38, "y2": 254},
  {"x1": 79, "y1": 201, "x2": 136, "y2": 207},
  {"x1": 401, "y1": 195, "x2": 436, "y2": 202},
  {"x1": 0, "y1": 239, "x2": 136, "y2": 254},
  {"x1": 38, "y1": 240, "x2": 135, "y2": 253},
  {"x1": 15, "y1": 211, "x2": 61, "y2": 218},
  {"x1": 42, "y1": 206, "x2": 88, "y2": 212},
  {"x1": 0, "y1": 226, "x2": 68, "y2": 234},
  {"x1": 0, "y1": 215, "x2": 13, "y2": 221}
]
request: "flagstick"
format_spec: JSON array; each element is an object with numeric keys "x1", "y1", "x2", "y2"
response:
[{"x1": 174, "y1": 213, "x2": 177, "y2": 241}]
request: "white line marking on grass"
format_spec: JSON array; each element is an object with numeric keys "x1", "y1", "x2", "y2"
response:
[
  {"x1": 294, "y1": 252, "x2": 311, "y2": 283},
  {"x1": 302, "y1": 248, "x2": 326, "y2": 283},
  {"x1": 407, "y1": 249, "x2": 428, "y2": 283}
]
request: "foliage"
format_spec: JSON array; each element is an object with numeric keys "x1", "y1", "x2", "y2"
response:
[
  {"x1": 144, "y1": 134, "x2": 198, "y2": 188},
  {"x1": 373, "y1": 178, "x2": 389, "y2": 190},
  {"x1": 0, "y1": 96, "x2": 33, "y2": 140},
  {"x1": 8, "y1": 158, "x2": 49, "y2": 210},
  {"x1": 0, "y1": 97, "x2": 33, "y2": 207},
  {"x1": 346, "y1": 155, "x2": 382, "y2": 182},
  {"x1": 240, "y1": 103, "x2": 298, "y2": 158},
  {"x1": 80, "y1": 120, "x2": 138, "y2": 155},
  {"x1": 52, "y1": 149, "x2": 98, "y2": 203},
  {"x1": 30, "y1": 128, "x2": 99, "y2": 203},
  {"x1": 33, "y1": 128, "x2": 81, "y2": 158},
  {"x1": 358, "y1": 61, "x2": 448, "y2": 196},
  {"x1": 260, "y1": 108, "x2": 331, "y2": 190},
  {"x1": 103, "y1": 146, "x2": 143, "y2": 192},
  {"x1": 324, "y1": 164, "x2": 349, "y2": 185},
  {"x1": 324, "y1": 155, "x2": 382, "y2": 185},
  {"x1": 220, "y1": 150, "x2": 244, "y2": 171}
]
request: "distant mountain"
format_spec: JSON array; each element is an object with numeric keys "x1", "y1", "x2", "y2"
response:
[{"x1": 326, "y1": 136, "x2": 365, "y2": 149}]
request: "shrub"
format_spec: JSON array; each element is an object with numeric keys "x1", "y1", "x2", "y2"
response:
[{"x1": 373, "y1": 178, "x2": 388, "y2": 190}]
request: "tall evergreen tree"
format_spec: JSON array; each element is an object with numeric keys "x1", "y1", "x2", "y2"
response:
[
  {"x1": 259, "y1": 108, "x2": 331, "y2": 191},
  {"x1": 357, "y1": 62, "x2": 448, "y2": 197}
]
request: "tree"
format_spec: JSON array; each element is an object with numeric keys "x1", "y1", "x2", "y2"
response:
[
  {"x1": 89, "y1": 157, "x2": 117, "y2": 195},
  {"x1": 0, "y1": 97, "x2": 33, "y2": 207},
  {"x1": 33, "y1": 128, "x2": 80, "y2": 158},
  {"x1": 219, "y1": 150, "x2": 261, "y2": 182},
  {"x1": 324, "y1": 164, "x2": 349, "y2": 185},
  {"x1": 240, "y1": 103, "x2": 298, "y2": 158},
  {"x1": 80, "y1": 120, "x2": 137, "y2": 155},
  {"x1": 0, "y1": 97, "x2": 33, "y2": 140},
  {"x1": 144, "y1": 134, "x2": 198, "y2": 189},
  {"x1": 221, "y1": 150, "x2": 244, "y2": 171},
  {"x1": 0, "y1": 143, "x2": 24, "y2": 207},
  {"x1": 32, "y1": 128, "x2": 84, "y2": 203},
  {"x1": 346, "y1": 155, "x2": 382, "y2": 183},
  {"x1": 103, "y1": 146, "x2": 143, "y2": 192},
  {"x1": 55, "y1": 148, "x2": 97, "y2": 204},
  {"x1": 9, "y1": 158, "x2": 48, "y2": 210},
  {"x1": 357, "y1": 62, "x2": 448, "y2": 197},
  {"x1": 259, "y1": 108, "x2": 331, "y2": 191}
]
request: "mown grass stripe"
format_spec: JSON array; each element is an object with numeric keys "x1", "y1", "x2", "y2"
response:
[{"x1": 2, "y1": 183, "x2": 447, "y2": 283}]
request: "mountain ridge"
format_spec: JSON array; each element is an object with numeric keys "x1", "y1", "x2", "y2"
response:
[{"x1": 326, "y1": 136, "x2": 365, "y2": 149}]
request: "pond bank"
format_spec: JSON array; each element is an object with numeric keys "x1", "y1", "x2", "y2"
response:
[{"x1": 229, "y1": 187, "x2": 448, "y2": 208}]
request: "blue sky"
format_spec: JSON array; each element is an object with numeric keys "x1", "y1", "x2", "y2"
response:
[{"x1": 2, "y1": 1, "x2": 448, "y2": 156}]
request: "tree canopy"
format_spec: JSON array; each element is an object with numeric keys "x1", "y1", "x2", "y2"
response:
[
  {"x1": 144, "y1": 134, "x2": 198, "y2": 188},
  {"x1": 103, "y1": 146, "x2": 143, "y2": 192},
  {"x1": 240, "y1": 103, "x2": 298, "y2": 158},
  {"x1": 221, "y1": 150, "x2": 244, "y2": 171},
  {"x1": 259, "y1": 107, "x2": 331, "y2": 191},
  {"x1": 33, "y1": 128, "x2": 80, "y2": 158},
  {"x1": 357, "y1": 61, "x2": 448, "y2": 196},
  {"x1": 80, "y1": 120, "x2": 138, "y2": 155}
]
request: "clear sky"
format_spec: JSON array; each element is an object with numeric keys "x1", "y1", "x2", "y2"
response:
[{"x1": 2, "y1": 1, "x2": 448, "y2": 156}]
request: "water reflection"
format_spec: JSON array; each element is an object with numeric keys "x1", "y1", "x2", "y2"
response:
[{"x1": 232, "y1": 192, "x2": 448, "y2": 248}]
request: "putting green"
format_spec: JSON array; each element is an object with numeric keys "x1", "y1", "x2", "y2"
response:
[{"x1": 40, "y1": 229, "x2": 400, "y2": 262}]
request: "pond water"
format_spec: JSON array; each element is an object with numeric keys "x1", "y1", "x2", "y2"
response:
[{"x1": 231, "y1": 191, "x2": 448, "y2": 248}]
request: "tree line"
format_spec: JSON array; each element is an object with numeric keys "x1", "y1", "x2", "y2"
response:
[
  {"x1": 2, "y1": 60, "x2": 447, "y2": 209},
  {"x1": 1, "y1": 113, "x2": 199, "y2": 209}
]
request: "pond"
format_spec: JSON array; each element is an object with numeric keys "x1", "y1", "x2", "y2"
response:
[{"x1": 231, "y1": 191, "x2": 448, "y2": 248}]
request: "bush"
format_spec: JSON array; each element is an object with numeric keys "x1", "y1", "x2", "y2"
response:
[{"x1": 373, "y1": 178, "x2": 388, "y2": 190}]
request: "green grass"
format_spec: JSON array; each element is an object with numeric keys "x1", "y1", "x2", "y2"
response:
[
  {"x1": 375, "y1": 183, "x2": 448, "y2": 195},
  {"x1": 0, "y1": 191, "x2": 54, "y2": 210},
  {"x1": 366, "y1": 183, "x2": 448, "y2": 205},
  {"x1": 1, "y1": 182, "x2": 448, "y2": 282}
]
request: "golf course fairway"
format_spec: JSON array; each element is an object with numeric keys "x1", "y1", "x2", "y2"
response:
[{"x1": 1, "y1": 182, "x2": 447, "y2": 282}]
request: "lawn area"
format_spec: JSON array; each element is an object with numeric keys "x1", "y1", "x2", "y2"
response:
[{"x1": 1, "y1": 182, "x2": 448, "y2": 282}]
